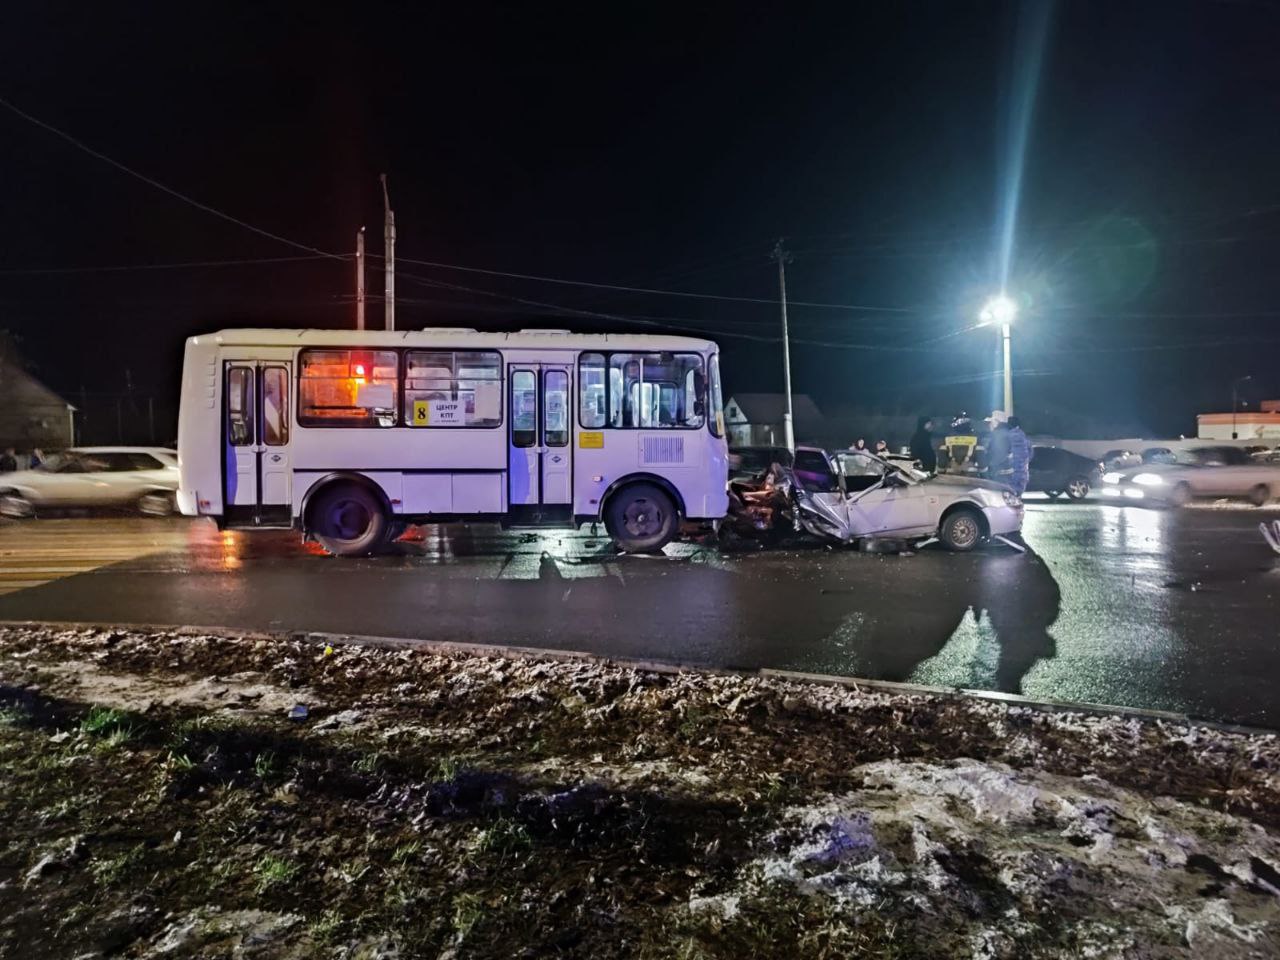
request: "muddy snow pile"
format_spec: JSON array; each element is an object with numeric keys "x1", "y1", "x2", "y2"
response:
[
  {"x1": 1, "y1": 623, "x2": 1278, "y2": 958},
  {"x1": 728, "y1": 759, "x2": 1279, "y2": 957}
]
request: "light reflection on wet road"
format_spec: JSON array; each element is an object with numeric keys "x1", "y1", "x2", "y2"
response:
[{"x1": 0, "y1": 500, "x2": 1276, "y2": 725}]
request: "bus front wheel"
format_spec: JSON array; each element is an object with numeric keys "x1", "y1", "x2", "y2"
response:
[
  {"x1": 605, "y1": 483, "x2": 678, "y2": 554},
  {"x1": 310, "y1": 484, "x2": 387, "y2": 557}
]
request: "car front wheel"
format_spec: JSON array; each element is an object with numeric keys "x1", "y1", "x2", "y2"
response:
[
  {"x1": 1248, "y1": 484, "x2": 1271, "y2": 507},
  {"x1": 939, "y1": 509, "x2": 984, "y2": 552},
  {"x1": 0, "y1": 494, "x2": 34, "y2": 519},
  {"x1": 1168, "y1": 482, "x2": 1193, "y2": 508},
  {"x1": 1066, "y1": 476, "x2": 1091, "y2": 500}
]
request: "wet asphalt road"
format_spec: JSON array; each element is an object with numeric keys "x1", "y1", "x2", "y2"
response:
[{"x1": 0, "y1": 500, "x2": 1276, "y2": 726}]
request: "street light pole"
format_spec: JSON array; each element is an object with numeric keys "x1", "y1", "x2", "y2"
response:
[
  {"x1": 979, "y1": 295, "x2": 1018, "y2": 415},
  {"x1": 1232, "y1": 374, "x2": 1253, "y2": 439},
  {"x1": 1001, "y1": 320, "x2": 1013, "y2": 416},
  {"x1": 355, "y1": 227, "x2": 366, "y2": 331},
  {"x1": 381, "y1": 174, "x2": 395, "y2": 332},
  {"x1": 771, "y1": 239, "x2": 796, "y2": 452}
]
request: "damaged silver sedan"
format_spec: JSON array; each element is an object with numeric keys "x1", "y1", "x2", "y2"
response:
[{"x1": 729, "y1": 446, "x2": 1024, "y2": 552}]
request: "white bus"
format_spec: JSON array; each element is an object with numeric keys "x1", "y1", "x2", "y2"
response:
[{"x1": 177, "y1": 328, "x2": 728, "y2": 554}]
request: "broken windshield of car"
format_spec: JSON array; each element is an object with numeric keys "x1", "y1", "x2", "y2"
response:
[{"x1": 839, "y1": 452, "x2": 887, "y2": 493}]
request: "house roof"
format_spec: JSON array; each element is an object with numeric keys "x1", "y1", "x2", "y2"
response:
[
  {"x1": 725, "y1": 393, "x2": 824, "y2": 425},
  {"x1": 0, "y1": 357, "x2": 74, "y2": 411}
]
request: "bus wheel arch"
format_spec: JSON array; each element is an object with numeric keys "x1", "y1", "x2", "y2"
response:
[
  {"x1": 302, "y1": 473, "x2": 392, "y2": 557},
  {"x1": 601, "y1": 475, "x2": 683, "y2": 554}
]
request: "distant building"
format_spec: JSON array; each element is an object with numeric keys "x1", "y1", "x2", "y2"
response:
[
  {"x1": 0, "y1": 355, "x2": 75, "y2": 451},
  {"x1": 724, "y1": 393, "x2": 825, "y2": 446},
  {"x1": 1197, "y1": 400, "x2": 1280, "y2": 441}
]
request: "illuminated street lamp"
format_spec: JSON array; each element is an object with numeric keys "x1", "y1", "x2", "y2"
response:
[{"x1": 978, "y1": 295, "x2": 1017, "y2": 415}]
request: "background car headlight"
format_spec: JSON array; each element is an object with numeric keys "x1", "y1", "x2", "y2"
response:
[
  {"x1": 1132, "y1": 473, "x2": 1165, "y2": 487},
  {"x1": 1002, "y1": 490, "x2": 1021, "y2": 507},
  {"x1": 1102, "y1": 472, "x2": 1123, "y2": 484}
]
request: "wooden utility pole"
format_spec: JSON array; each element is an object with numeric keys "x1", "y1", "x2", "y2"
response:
[
  {"x1": 381, "y1": 174, "x2": 395, "y2": 331},
  {"x1": 355, "y1": 227, "x2": 366, "y2": 330},
  {"x1": 770, "y1": 239, "x2": 795, "y2": 452}
]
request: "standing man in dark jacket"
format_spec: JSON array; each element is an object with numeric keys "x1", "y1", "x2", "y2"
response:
[
  {"x1": 909, "y1": 416, "x2": 937, "y2": 473},
  {"x1": 984, "y1": 411, "x2": 1011, "y2": 482},
  {"x1": 1006, "y1": 416, "x2": 1032, "y2": 496}
]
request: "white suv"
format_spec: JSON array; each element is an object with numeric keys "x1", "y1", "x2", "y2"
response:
[{"x1": 0, "y1": 447, "x2": 179, "y2": 518}]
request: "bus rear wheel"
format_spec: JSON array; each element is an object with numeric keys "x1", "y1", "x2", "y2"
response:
[
  {"x1": 605, "y1": 483, "x2": 678, "y2": 554},
  {"x1": 310, "y1": 484, "x2": 387, "y2": 557}
]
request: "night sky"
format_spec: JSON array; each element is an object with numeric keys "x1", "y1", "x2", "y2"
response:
[{"x1": 2, "y1": 1, "x2": 1279, "y2": 440}]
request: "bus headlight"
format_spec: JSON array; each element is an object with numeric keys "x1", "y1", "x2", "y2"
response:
[{"x1": 1132, "y1": 473, "x2": 1166, "y2": 487}]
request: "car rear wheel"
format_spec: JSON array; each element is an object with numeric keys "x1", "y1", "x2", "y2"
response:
[
  {"x1": 136, "y1": 491, "x2": 176, "y2": 517},
  {"x1": 605, "y1": 483, "x2": 678, "y2": 553},
  {"x1": 1168, "y1": 482, "x2": 1193, "y2": 508},
  {"x1": 1044, "y1": 489, "x2": 1062, "y2": 500},
  {"x1": 310, "y1": 484, "x2": 388, "y2": 557},
  {"x1": 939, "y1": 509, "x2": 984, "y2": 552},
  {"x1": 1066, "y1": 476, "x2": 1091, "y2": 500},
  {"x1": 1248, "y1": 484, "x2": 1271, "y2": 507}
]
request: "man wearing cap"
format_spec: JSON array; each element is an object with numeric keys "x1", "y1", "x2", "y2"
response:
[{"x1": 984, "y1": 410, "x2": 1011, "y2": 485}]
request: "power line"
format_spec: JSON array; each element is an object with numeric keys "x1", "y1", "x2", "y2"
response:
[
  {"x1": 0, "y1": 94, "x2": 341, "y2": 260},
  {"x1": 395, "y1": 270, "x2": 929, "y2": 351},
  {"x1": 0, "y1": 254, "x2": 341, "y2": 276},
  {"x1": 377, "y1": 252, "x2": 915, "y2": 313}
]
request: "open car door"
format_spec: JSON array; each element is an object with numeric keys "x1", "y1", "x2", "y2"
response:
[{"x1": 840, "y1": 452, "x2": 935, "y2": 536}]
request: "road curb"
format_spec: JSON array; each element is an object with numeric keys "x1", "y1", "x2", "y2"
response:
[{"x1": 2, "y1": 617, "x2": 1275, "y2": 736}]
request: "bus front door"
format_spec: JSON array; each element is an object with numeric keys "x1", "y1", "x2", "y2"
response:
[
  {"x1": 223, "y1": 361, "x2": 294, "y2": 527},
  {"x1": 508, "y1": 364, "x2": 572, "y2": 524}
]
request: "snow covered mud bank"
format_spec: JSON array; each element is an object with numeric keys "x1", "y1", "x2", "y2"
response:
[{"x1": 1, "y1": 625, "x2": 1278, "y2": 959}]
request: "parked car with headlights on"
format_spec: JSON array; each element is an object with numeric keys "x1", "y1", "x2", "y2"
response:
[
  {"x1": 0, "y1": 447, "x2": 179, "y2": 518},
  {"x1": 783, "y1": 446, "x2": 1023, "y2": 551},
  {"x1": 1100, "y1": 445, "x2": 1279, "y2": 506}
]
